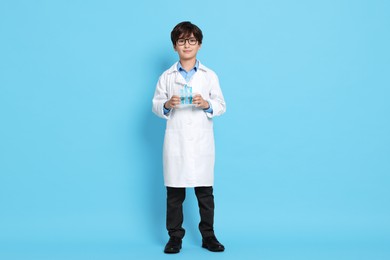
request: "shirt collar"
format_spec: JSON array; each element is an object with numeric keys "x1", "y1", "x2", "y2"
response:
[
  {"x1": 177, "y1": 60, "x2": 199, "y2": 72},
  {"x1": 167, "y1": 61, "x2": 206, "y2": 74}
]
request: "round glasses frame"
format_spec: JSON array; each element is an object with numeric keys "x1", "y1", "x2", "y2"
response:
[{"x1": 176, "y1": 38, "x2": 198, "y2": 46}]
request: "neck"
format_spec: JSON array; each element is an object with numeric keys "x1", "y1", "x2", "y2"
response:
[{"x1": 179, "y1": 58, "x2": 197, "y2": 71}]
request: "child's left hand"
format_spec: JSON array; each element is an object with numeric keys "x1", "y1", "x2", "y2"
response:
[{"x1": 193, "y1": 94, "x2": 210, "y2": 109}]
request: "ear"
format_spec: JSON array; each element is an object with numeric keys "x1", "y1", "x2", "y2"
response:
[{"x1": 173, "y1": 45, "x2": 177, "y2": 52}]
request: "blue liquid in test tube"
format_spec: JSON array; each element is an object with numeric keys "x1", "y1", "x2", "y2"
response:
[
  {"x1": 189, "y1": 87, "x2": 193, "y2": 104},
  {"x1": 180, "y1": 88, "x2": 185, "y2": 104}
]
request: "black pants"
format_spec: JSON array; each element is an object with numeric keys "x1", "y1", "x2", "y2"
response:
[{"x1": 166, "y1": 186, "x2": 215, "y2": 239}]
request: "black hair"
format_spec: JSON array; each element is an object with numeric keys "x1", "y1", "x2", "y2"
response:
[{"x1": 171, "y1": 21, "x2": 203, "y2": 45}]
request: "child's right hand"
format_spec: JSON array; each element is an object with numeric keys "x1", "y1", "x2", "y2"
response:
[{"x1": 164, "y1": 95, "x2": 180, "y2": 109}]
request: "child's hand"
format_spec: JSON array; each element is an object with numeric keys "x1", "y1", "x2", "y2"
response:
[
  {"x1": 165, "y1": 95, "x2": 180, "y2": 109},
  {"x1": 193, "y1": 94, "x2": 209, "y2": 109}
]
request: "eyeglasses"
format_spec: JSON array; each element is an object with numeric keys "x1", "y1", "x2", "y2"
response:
[{"x1": 176, "y1": 38, "x2": 198, "y2": 46}]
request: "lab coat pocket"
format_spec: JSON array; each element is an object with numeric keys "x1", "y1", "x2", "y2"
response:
[
  {"x1": 198, "y1": 129, "x2": 215, "y2": 156},
  {"x1": 163, "y1": 129, "x2": 184, "y2": 157}
]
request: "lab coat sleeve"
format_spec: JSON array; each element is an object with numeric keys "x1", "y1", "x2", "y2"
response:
[
  {"x1": 152, "y1": 73, "x2": 171, "y2": 120},
  {"x1": 206, "y1": 72, "x2": 226, "y2": 118}
]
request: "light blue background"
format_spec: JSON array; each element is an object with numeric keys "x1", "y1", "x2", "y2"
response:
[{"x1": 1, "y1": 0, "x2": 389, "y2": 259}]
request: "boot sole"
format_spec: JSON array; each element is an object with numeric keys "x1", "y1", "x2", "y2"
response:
[{"x1": 202, "y1": 244, "x2": 225, "y2": 252}]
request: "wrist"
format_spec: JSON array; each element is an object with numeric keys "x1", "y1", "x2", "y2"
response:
[{"x1": 202, "y1": 101, "x2": 210, "y2": 110}]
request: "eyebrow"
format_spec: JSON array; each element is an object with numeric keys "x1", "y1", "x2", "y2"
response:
[
  {"x1": 179, "y1": 33, "x2": 194, "y2": 38},
  {"x1": 178, "y1": 36, "x2": 196, "y2": 39}
]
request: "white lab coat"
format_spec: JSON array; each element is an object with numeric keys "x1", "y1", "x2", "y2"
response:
[{"x1": 152, "y1": 61, "x2": 226, "y2": 187}]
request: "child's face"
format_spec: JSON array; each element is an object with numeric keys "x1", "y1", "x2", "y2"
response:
[{"x1": 174, "y1": 33, "x2": 201, "y2": 61}]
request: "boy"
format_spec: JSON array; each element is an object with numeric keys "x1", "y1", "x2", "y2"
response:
[{"x1": 152, "y1": 21, "x2": 226, "y2": 254}]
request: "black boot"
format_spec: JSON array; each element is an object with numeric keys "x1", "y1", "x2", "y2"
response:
[
  {"x1": 202, "y1": 235, "x2": 225, "y2": 252},
  {"x1": 164, "y1": 236, "x2": 182, "y2": 254}
]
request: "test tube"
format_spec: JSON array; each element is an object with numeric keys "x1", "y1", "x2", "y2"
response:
[
  {"x1": 180, "y1": 88, "x2": 184, "y2": 104},
  {"x1": 189, "y1": 86, "x2": 193, "y2": 104}
]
